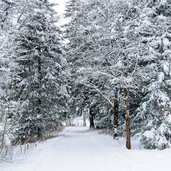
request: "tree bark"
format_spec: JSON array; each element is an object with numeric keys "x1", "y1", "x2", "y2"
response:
[
  {"x1": 113, "y1": 89, "x2": 119, "y2": 139},
  {"x1": 124, "y1": 88, "x2": 131, "y2": 149},
  {"x1": 1, "y1": 110, "x2": 8, "y2": 149},
  {"x1": 89, "y1": 108, "x2": 95, "y2": 129},
  {"x1": 37, "y1": 127, "x2": 42, "y2": 138},
  {"x1": 37, "y1": 50, "x2": 42, "y2": 138},
  {"x1": 89, "y1": 115, "x2": 95, "y2": 128},
  {"x1": 83, "y1": 112, "x2": 86, "y2": 126}
]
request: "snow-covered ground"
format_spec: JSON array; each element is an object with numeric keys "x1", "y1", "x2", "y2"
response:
[{"x1": 1, "y1": 126, "x2": 171, "y2": 171}]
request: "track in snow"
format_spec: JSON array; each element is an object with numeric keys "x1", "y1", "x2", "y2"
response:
[{"x1": 1, "y1": 126, "x2": 171, "y2": 171}]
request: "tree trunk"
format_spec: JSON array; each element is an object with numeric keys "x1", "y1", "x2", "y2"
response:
[
  {"x1": 89, "y1": 115, "x2": 95, "y2": 128},
  {"x1": 37, "y1": 127, "x2": 42, "y2": 138},
  {"x1": 89, "y1": 108, "x2": 95, "y2": 128},
  {"x1": 113, "y1": 89, "x2": 119, "y2": 139},
  {"x1": 83, "y1": 112, "x2": 86, "y2": 126},
  {"x1": 124, "y1": 88, "x2": 131, "y2": 149},
  {"x1": 37, "y1": 51, "x2": 42, "y2": 138},
  {"x1": 1, "y1": 110, "x2": 8, "y2": 149}
]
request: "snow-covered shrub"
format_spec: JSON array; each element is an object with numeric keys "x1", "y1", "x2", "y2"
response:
[
  {"x1": 136, "y1": 88, "x2": 171, "y2": 149},
  {"x1": 141, "y1": 124, "x2": 171, "y2": 150}
]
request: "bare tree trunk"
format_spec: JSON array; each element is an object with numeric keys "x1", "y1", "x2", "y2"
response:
[
  {"x1": 0, "y1": 87, "x2": 10, "y2": 159},
  {"x1": 124, "y1": 88, "x2": 131, "y2": 149},
  {"x1": 83, "y1": 112, "x2": 86, "y2": 126},
  {"x1": 89, "y1": 108, "x2": 95, "y2": 129},
  {"x1": 1, "y1": 111, "x2": 8, "y2": 149},
  {"x1": 37, "y1": 52, "x2": 42, "y2": 138},
  {"x1": 37, "y1": 127, "x2": 42, "y2": 138},
  {"x1": 113, "y1": 89, "x2": 119, "y2": 139},
  {"x1": 89, "y1": 115, "x2": 95, "y2": 128}
]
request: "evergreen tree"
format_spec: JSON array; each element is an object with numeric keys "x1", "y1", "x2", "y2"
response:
[
  {"x1": 12, "y1": 0, "x2": 68, "y2": 143},
  {"x1": 133, "y1": 0, "x2": 171, "y2": 149}
]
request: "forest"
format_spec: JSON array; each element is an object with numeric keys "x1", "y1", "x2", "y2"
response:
[{"x1": 0, "y1": 0, "x2": 171, "y2": 162}]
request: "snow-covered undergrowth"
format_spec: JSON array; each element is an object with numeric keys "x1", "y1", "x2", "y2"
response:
[
  {"x1": 1, "y1": 127, "x2": 171, "y2": 171},
  {"x1": 0, "y1": 124, "x2": 64, "y2": 162},
  {"x1": 0, "y1": 142, "x2": 39, "y2": 163}
]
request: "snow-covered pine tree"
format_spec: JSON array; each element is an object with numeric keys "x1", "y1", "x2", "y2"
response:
[
  {"x1": 0, "y1": 0, "x2": 16, "y2": 112},
  {"x1": 0, "y1": 0, "x2": 21, "y2": 157},
  {"x1": 133, "y1": 0, "x2": 171, "y2": 149},
  {"x1": 12, "y1": 0, "x2": 68, "y2": 144}
]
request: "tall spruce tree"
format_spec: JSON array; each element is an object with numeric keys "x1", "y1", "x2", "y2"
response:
[
  {"x1": 133, "y1": 0, "x2": 171, "y2": 149},
  {"x1": 12, "y1": 0, "x2": 68, "y2": 143}
]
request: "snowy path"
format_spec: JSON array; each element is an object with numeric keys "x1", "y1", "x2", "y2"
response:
[{"x1": 1, "y1": 126, "x2": 171, "y2": 171}]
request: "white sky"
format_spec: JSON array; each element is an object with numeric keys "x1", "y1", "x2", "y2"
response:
[{"x1": 50, "y1": 0, "x2": 68, "y2": 25}]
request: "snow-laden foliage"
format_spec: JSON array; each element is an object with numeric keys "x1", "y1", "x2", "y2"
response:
[
  {"x1": 65, "y1": 0, "x2": 171, "y2": 149},
  {"x1": 0, "y1": 0, "x2": 69, "y2": 149},
  {"x1": 132, "y1": 0, "x2": 171, "y2": 149},
  {"x1": 11, "y1": 0, "x2": 69, "y2": 144},
  {"x1": 0, "y1": 0, "x2": 171, "y2": 150}
]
